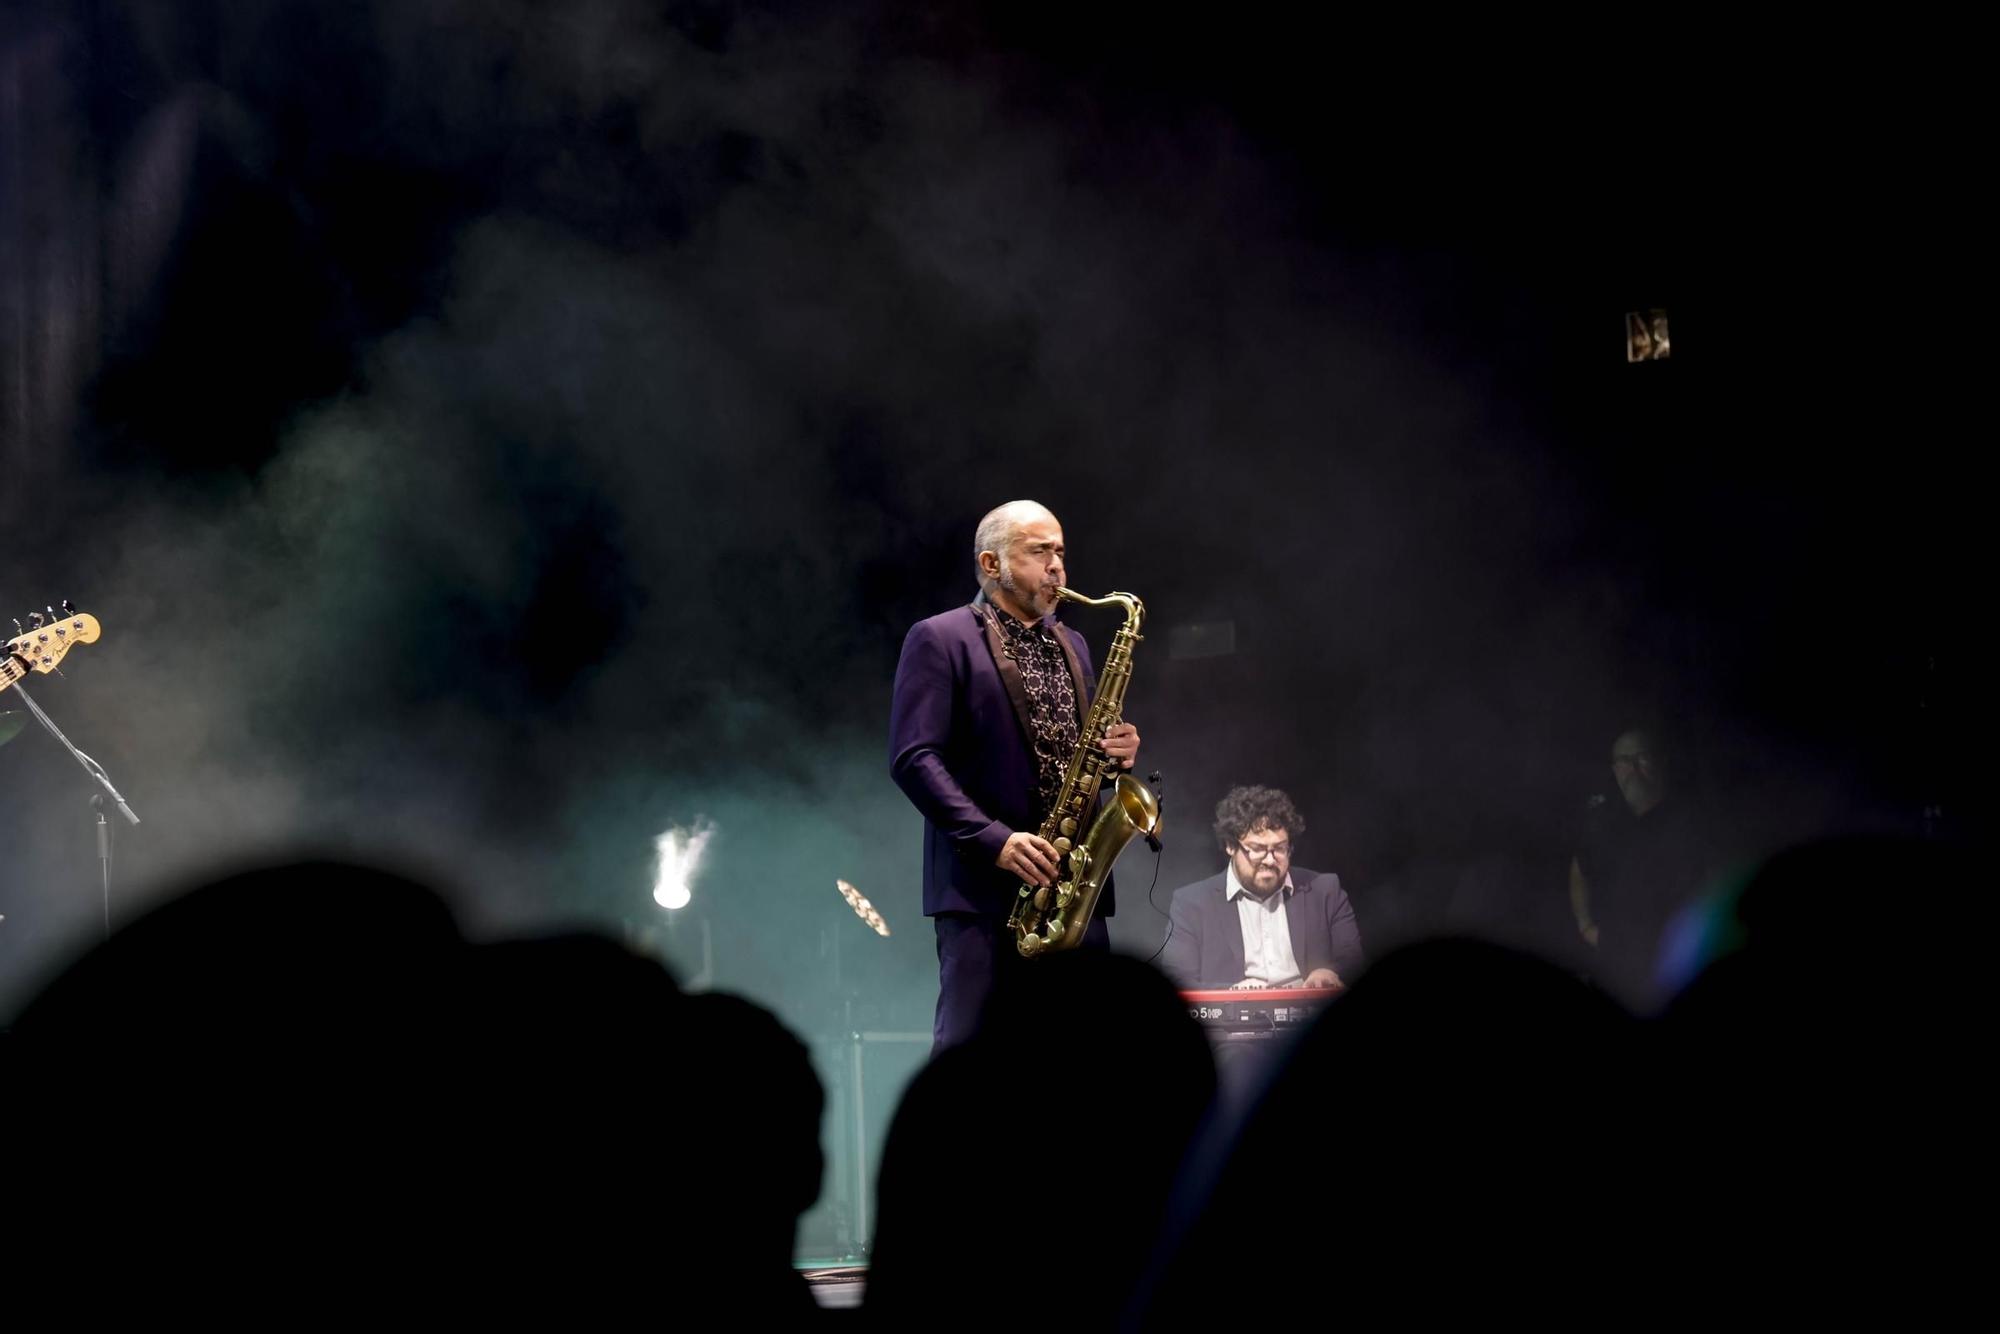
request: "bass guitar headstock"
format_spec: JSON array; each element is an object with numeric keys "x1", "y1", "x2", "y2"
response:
[{"x1": 5, "y1": 599, "x2": 101, "y2": 681}]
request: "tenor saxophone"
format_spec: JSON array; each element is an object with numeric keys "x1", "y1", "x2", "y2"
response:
[{"x1": 1006, "y1": 586, "x2": 1162, "y2": 957}]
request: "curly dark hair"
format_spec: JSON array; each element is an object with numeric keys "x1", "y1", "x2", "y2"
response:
[{"x1": 1211, "y1": 785, "x2": 1304, "y2": 852}]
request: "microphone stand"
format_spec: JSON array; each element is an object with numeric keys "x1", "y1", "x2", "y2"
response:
[
  {"x1": 823, "y1": 884, "x2": 901, "y2": 1260},
  {"x1": 828, "y1": 913, "x2": 878, "y2": 1248},
  {"x1": 6, "y1": 679, "x2": 140, "y2": 939}
]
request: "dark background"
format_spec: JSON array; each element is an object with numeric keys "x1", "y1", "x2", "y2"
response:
[{"x1": 2, "y1": 2, "x2": 1976, "y2": 1047}]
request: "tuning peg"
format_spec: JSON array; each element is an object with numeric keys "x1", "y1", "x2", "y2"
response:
[
  {"x1": 26, "y1": 610, "x2": 44, "y2": 630},
  {"x1": 60, "y1": 599, "x2": 77, "y2": 616},
  {"x1": 10, "y1": 618, "x2": 21, "y2": 638}
]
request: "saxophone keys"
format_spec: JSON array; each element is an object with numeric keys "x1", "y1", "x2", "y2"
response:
[
  {"x1": 1053, "y1": 836, "x2": 1072, "y2": 853},
  {"x1": 1032, "y1": 887, "x2": 1052, "y2": 910},
  {"x1": 1059, "y1": 817, "x2": 1077, "y2": 837}
]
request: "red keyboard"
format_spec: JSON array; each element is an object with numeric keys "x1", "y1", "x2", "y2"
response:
[{"x1": 1181, "y1": 988, "x2": 1327, "y2": 1004}]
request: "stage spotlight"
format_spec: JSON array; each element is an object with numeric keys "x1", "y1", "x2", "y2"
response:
[
  {"x1": 836, "y1": 879, "x2": 891, "y2": 937},
  {"x1": 652, "y1": 819, "x2": 715, "y2": 910},
  {"x1": 1625, "y1": 308, "x2": 1671, "y2": 361}
]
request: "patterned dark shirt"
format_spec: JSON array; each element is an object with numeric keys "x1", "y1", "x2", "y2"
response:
[{"x1": 995, "y1": 610, "x2": 1081, "y2": 823}]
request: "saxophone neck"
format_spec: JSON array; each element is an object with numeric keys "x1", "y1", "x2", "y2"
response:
[{"x1": 1054, "y1": 586, "x2": 1145, "y2": 633}]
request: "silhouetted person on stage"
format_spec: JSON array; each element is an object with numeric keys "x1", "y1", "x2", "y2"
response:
[{"x1": 1569, "y1": 728, "x2": 1715, "y2": 1008}]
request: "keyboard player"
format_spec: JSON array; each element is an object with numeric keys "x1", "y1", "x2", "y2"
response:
[{"x1": 1160, "y1": 785, "x2": 1363, "y2": 992}]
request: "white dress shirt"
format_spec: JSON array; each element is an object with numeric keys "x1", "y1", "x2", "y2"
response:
[{"x1": 1227, "y1": 863, "x2": 1301, "y2": 987}]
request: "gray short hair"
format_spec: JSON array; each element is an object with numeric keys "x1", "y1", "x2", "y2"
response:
[{"x1": 972, "y1": 500, "x2": 1055, "y2": 589}]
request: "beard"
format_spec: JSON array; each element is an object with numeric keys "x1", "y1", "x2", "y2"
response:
[
  {"x1": 1240, "y1": 861, "x2": 1283, "y2": 894},
  {"x1": 998, "y1": 564, "x2": 1060, "y2": 618},
  {"x1": 1618, "y1": 774, "x2": 1662, "y2": 812}
]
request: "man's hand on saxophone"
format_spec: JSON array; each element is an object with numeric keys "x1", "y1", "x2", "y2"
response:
[
  {"x1": 998, "y1": 831, "x2": 1061, "y2": 887},
  {"x1": 1102, "y1": 721, "x2": 1141, "y2": 769}
]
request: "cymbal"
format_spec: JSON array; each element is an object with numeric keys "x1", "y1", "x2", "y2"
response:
[{"x1": 0, "y1": 710, "x2": 24, "y2": 748}]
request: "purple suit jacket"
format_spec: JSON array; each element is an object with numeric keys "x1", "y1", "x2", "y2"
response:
[
  {"x1": 1159, "y1": 868, "x2": 1364, "y2": 990},
  {"x1": 889, "y1": 598, "x2": 1110, "y2": 918}
]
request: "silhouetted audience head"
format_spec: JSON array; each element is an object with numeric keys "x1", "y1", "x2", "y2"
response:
[
  {"x1": 10, "y1": 857, "x2": 463, "y2": 1047},
  {"x1": 6, "y1": 858, "x2": 471, "y2": 1310},
  {"x1": 679, "y1": 992, "x2": 828, "y2": 1272},
  {"x1": 4, "y1": 858, "x2": 829, "y2": 1326},
  {"x1": 866, "y1": 950, "x2": 1215, "y2": 1333},
  {"x1": 436, "y1": 940, "x2": 825, "y2": 1323},
  {"x1": 1132, "y1": 938, "x2": 1636, "y2": 1328},
  {"x1": 1649, "y1": 834, "x2": 1979, "y2": 1321},
  {"x1": 1668, "y1": 834, "x2": 1967, "y2": 1020}
]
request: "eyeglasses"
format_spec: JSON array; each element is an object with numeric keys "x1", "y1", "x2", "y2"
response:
[{"x1": 1237, "y1": 842, "x2": 1290, "y2": 862}]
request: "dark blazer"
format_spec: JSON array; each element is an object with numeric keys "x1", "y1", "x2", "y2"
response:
[
  {"x1": 889, "y1": 599, "x2": 1106, "y2": 918},
  {"x1": 1159, "y1": 868, "x2": 1364, "y2": 990}
]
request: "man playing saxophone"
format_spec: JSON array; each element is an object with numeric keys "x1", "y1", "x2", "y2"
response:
[{"x1": 889, "y1": 500, "x2": 1141, "y2": 1051}]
